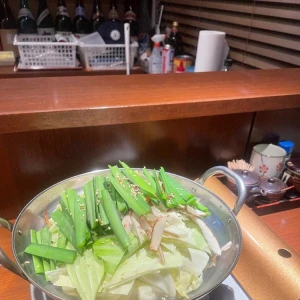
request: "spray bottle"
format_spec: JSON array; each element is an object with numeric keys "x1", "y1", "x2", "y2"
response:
[{"x1": 149, "y1": 34, "x2": 165, "y2": 74}]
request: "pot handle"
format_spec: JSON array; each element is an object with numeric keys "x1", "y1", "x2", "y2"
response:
[
  {"x1": 198, "y1": 166, "x2": 247, "y2": 216},
  {"x1": 0, "y1": 218, "x2": 28, "y2": 280}
]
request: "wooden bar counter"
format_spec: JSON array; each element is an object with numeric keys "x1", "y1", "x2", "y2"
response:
[
  {"x1": 0, "y1": 68, "x2": 300, "y2": 299},
  {"x1": 0, "y1": 68, "x2": 300, "y2": 134}
]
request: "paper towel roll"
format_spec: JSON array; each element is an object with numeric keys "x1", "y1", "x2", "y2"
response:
[{"x1": 194, "y1": 31, "x2": 228, "y2": 72}]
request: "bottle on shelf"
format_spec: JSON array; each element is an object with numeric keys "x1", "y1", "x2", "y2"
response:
[
  {"x1": 107, "y1": 0, "x2": 119, "y2": 22},
  {"x1": 17, "y1": 0, "x2": 37, "y2": 34},
  {"x1": 137, "y1": 0, "x2": 151, "y2": 54},
  {"x1": 97, "y1": 0, "x2": 124, "y2": 44},
  {"x1": 165, "y1": 21, "x2": 183, "y2": 56},
  {"x1": 123, "y1": 0, "x2": 138, "y2": 42},
  {"x1": 90, "y1": 0, "x2": 105, "y2": 32},
  {"x1": 0, "y1": 0, "x2": 18, "y2": 56},
  {"x1": 55, "y1": 0, "x2": 72, "y2": 34},
  {"x1": 72, "y1": 0, "x2": 90, "y2": 38},
  {"x1": 36, "y1": 0, "x2": 55, "y2": 35}
]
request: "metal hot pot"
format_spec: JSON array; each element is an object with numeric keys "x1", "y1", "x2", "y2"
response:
[{"x1": 0, "y1": 166, "x2": 247, "y2": 300}]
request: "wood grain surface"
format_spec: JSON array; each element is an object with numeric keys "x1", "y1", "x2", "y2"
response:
[
  {"x1": 1, "y1": 69, "x2": 300, "y2": 134},
  {"x1": 0, "y1": 114, "x2": 252, "y2": 220},
  {"x1": 0, "y1": 66, "x2": 144, "y2": 79},
  {"x1": 260, "y1": 207, "x2": 300, "y2": 254}
]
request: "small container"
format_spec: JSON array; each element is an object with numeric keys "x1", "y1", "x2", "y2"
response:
[
  {"x1": 14, "y1": 34, "x2": 78, "y2": 69},
  {"x1": 259, "y1": 177, "x2": 286, "y2": 202},
  {"x1": 173, "y1": 54, "x2": 194, "y2": 73},
  {"x1": 227, "y1": 169, "x2": 260, "y2": 193},
  {"x1": 278, "y1": 140, "x2": 294, "y2": 162},
  {"x1": 162, "y1": 44, "x2": 174, "y2": 73}
]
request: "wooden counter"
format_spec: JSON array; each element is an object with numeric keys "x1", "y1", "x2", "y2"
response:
[
  {"x1": 0, "y1": 68, "x2": 300, "y2": 134},
  {"x1": 0, "y1": 65, "x2": 144, "y2": 79}
]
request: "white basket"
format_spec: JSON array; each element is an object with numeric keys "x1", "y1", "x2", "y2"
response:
[
  {"x1": 14, "y1": 34, "x2": 78, "y2": 69},
  {"x1": 78, "y1": 43, "x2": 138, "y2": 71}
]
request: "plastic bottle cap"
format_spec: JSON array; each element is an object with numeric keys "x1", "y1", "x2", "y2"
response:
[
  {"x1": 278, "y1": 140, "x2": 294, "y2": 155},
  {"x1": 176, "y1": 61, "x2": 185, "y2": 72}
]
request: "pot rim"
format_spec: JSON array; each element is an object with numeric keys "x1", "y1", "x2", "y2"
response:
[{"x1": 11, "y1": 168, "x2": 243, "y2": 300}]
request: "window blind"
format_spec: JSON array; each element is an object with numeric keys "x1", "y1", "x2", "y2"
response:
[{"x1": 161, "y1": 0, "x2": 300, "y2": 70}]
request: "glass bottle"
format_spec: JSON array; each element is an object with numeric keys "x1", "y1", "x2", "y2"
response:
[
  {"x1": 72, "y1": 0, "x2": 90, "y2": 38},
  {"x1": 0, "y1": 0, "x2": 18, "y2": 55},
  {"x1": 90, "y1": 0, "x2": 104, "y2": 32},
  {"x1": 137, "y1": 0, "x2": 151, "y2": 54},
  {"x1": 165, "y1": 21, "x2": 183, "y2": 56},
  {"x1": 55, "y1": 0, "x2": 72, "y2": 34},
  {"x1": 17, "y1": 0, "x2": 37, "y2": 34},
  {"x1": 123, "y1": 0, "x2": 138, "y2": 42},
  {"x1": 107, "y1": 0, "x2": 119, "y2": 22},
  {"x1": 36, "y1": 0, "x2": 55, "y2": 35}
]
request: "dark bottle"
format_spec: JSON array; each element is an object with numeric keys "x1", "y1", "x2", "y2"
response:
[
  {"x1": 98, "y1": 0, "x2": 124, "y2": 44},
  {"x1": 36, "y1": 0, "x2": 55, "y2": 35},
  {"x1": 0, "y1": 0, "x2": 18, "y2": 55},
  {"x1": 123, "y1": 0, "x2": 138, "y2": 42},
  {"x1": 137, "y1": 0, "x2": 151, "y2": 54},
  {"x1": 107, "y1": 0, "x2": 119, "y2": 22},
  {"x1": 72, "y1": 0, "x2": 90, "y2": 38},
  {"x1": 165, "y1": 21, "x2": 183, "y2": 56},
  {"x1": 17, "y1": 0, "x2": 37, "y2": 34},
  {"x1": 55, "y1": 0, "x2": 72, "y2": 34},
  {"x1": 90, "y1": 0, "x2": 104, "y2": 32}
]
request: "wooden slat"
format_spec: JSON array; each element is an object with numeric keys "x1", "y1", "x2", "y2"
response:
[
  {"x1": 164, "y1": 6, "x2": 300, "y2": 36},
  {"x1": 230, "y1": 50, "x2": 290, "y2": 69},
  {"x1": 162, "y1": 0, "x2": 300, "y2": 20},
  {"x1": 164, "y1": 15, "x2": 300, "y2": 51},
  {"x1": 181, "y1": 33, "x2": 293, "y2": 69},
  {"x1": 177, "y1": 24, "x2": 300, "y2": 66},
  {"x1": 162, "y1": 0, "x2": 300, "y2": 69},
  {"x1": 227, "y1": 37, "x2": 300, "y2": 66}
]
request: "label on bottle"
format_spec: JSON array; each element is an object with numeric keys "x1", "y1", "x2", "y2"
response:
[
  {"x1": 57, "y1": 6, "x2": 69, "y2": 17},
  {"x1": 18, "y1": 8, "x2": 34, "y2": 19},
  {"x1": 124, "y1": 9, "x2": 136, "y2": 21},
  {"x1": 37, "y1": 9, "x2": 50, "y2": 26},
  {"x1": 75, "y1": 5, "x2": 86, "y2": 17},
  {"x1": 0, "y1": 29, "x2": 19, "y2": 56},
  {"x1": 37, "y1": 28, "x2": 55, "y2": 35},
  {"x1": 108, "y1": 8, "x2": 119, "y2": 20}
]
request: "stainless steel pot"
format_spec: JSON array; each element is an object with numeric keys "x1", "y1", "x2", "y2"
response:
[{"x1": 0, "y1": 166, "x2": 247, "y2": 300}]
